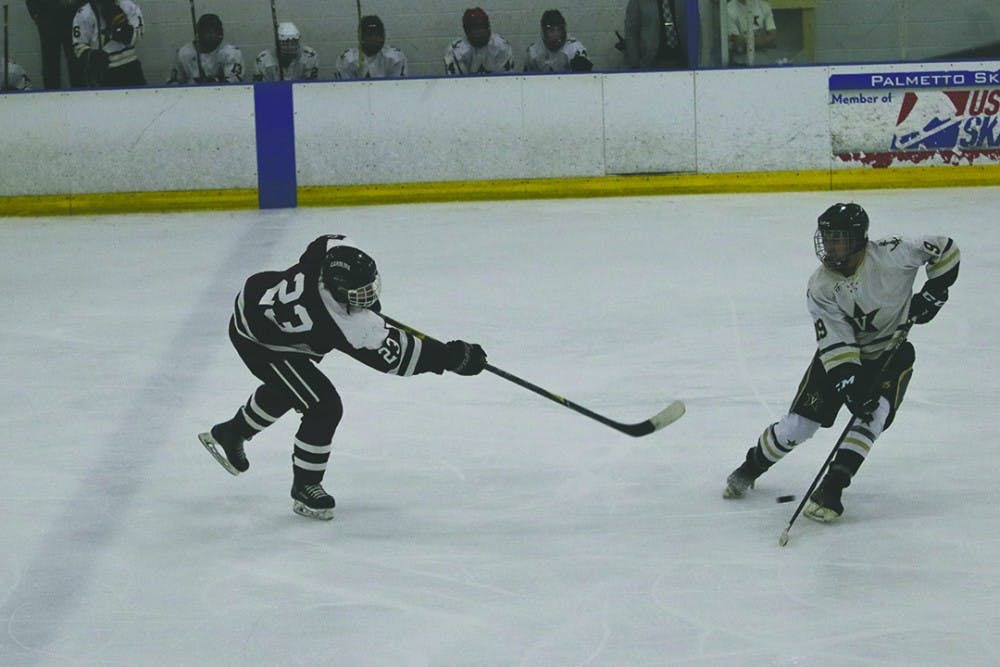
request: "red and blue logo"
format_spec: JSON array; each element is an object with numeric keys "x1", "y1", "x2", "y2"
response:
[
  {"x1": 829, "y1": 69, "x2": 1000, "y2": 165},
  {"x1": 892, "y1": 89, "x2": 1000, "y2": 150}
]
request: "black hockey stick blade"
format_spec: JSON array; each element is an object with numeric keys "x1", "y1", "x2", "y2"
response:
[
  {"x1": 486, "y1": 362, "x2": 684, "y2": 437},
  {"x1": 383, "y1": 315, "x2": 685, "y2": 437}
]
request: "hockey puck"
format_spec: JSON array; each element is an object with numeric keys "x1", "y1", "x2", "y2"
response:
[{"x1": 776, "y1": 495, "x2": 796, "y2": 504}]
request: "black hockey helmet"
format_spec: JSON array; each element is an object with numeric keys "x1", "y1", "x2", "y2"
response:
[
  {"x1": 540, "y1": 9, "x2": 567, "y2": 51},
  {"x1": 322, "y1": 245, "x2": 381, "y2": 310},
  {"x1": 462, "y1": 7, "x2": 490, "y2": 30},
  {"x1": 360, "y1": 14, "x2": 384, "y2": 36},
  {"x1": 196, "y1": 13, "x2": 224, "y2": 53},
  {"x1": 815, "y1": 202, "x2": 869, "y2": 269},
  {"x1": 196, "y1": 13, "x2": 223, "y2": 35},
  {"x1": 359, "y1": 15, "x2": 385, "y2": 56},
  {"x1": 463, "y1": 7, "x2": 491, "y2": 48},
  {"x1": 541, "y1": 9, "x2": 566, "y2": 28}
]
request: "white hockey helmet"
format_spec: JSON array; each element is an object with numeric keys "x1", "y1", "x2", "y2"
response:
[{"x1": 277, "y1": 22, "x2": 301, "y2": 58}]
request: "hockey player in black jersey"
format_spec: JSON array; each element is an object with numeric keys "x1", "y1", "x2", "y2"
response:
[
  {"x1": 198, "y1": 235, "x2": 487, "y2": 520},
  {"x1": 723, "y1": 203, "x2": 960, "y2": 523}
]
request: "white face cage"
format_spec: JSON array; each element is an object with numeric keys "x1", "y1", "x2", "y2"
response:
[
  {"x1": 344, "y1": 274, "x2": 381, "y2": 309},
  {"x1": 814, "y1": 228, "x2": 863, "y2": 268}
]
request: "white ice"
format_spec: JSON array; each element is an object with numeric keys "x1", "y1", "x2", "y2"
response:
[{"x1": 1, "y1": 187, "x2": 998, "y2": 666}]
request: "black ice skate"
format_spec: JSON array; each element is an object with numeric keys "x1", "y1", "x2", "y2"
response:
[
  {"x1": 291, "y1": 481, "x2": 335, "y2": 521},
  {"x1": 723, "y1": 447, "x2": 769, "y2": 499},
  {"x1": 803, "y1": 464, "x2": 852, "y2": 523},
  {"x1": 198, "y1": 422, "x2": 249, "y2": 475}
]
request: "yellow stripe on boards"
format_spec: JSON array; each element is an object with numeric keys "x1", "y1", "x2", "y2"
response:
[
  {"x1": 0, "y1": 189, "x2": 259, "y2": 217},
  {"x1": 2, "y1": 164, "x2": 998, "y2": 217}
]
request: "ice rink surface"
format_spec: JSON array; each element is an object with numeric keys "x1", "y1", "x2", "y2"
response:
[{"x1": 1, "y1": 187, "x2": 998, "y2": 666}]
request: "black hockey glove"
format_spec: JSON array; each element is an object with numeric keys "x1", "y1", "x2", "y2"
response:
[
  {"x1": 908, "y1": 284, "x2": 948, "y2": 324},
  {"x1": 444, "y1": 340, "x2": 487, "y2": 376},
  {"x1": 832, "y1": 365, "x2": 878, "y2": 423},
  {"x1": 85, "y1": 49, "x2": 110, "y2": 77},
  {"x1": 108, "y1": 10, "x2": 135, "y2": 45},
  {"x1": 570, "y1": 53, "x2": 593, "y2": 72},
  {"x1": 613, "y1": 30, "x2": 626, "y2": 54}
]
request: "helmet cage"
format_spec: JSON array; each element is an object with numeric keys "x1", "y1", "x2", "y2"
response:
[
  {"x1": 277, "y1": 22, "x2": 301, "y2": 60},
  {"x1": 342, "y1": 274, "x2": 381, "y2": 309},
  {"x1": 814, "y1": 228, "x2": 865, "y2": 269},
  {"x1": 322, "y1": 246, "x2": 381, "y2": 310}
]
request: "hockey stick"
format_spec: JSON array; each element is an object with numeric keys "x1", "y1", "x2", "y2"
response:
[
  {"x1": 382, "y1": 315, "x2": 686, "y2": 437},
  {"x1": 3, "y1": 4, "x2": 9, "y2": 91},
  {"x1": 354, "y1": 0, "x2": 364, "y2": 76},
  {"x1": 778, "y1": 318, "x2": 916, "y2": 547},
  {"x1": 268, "y1": 0, "x2": 284, "y2": 80},
  {"x1": 188, "y1": 0, "x2": 206, "y2": 82}
]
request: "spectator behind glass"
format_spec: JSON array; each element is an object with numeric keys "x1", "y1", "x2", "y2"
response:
[
  {"x1": 525, "y1": 9, "x2": 592, "y2": 73},
  {"x1": 168, "y1": 13, "x2": 244, "y2": 84},
  {"x1": 624, "y1": 0, "x2": 686, "y2": 70},
  {"x1": 727, "y1": 0, "x2": 777, "y2": 66},
  {"x1": 1, "y1": 57, "x2": 34, "y2": 90},
  {"x1": 72, "y1": 0, "x2": 145, "y2": 87},
  {"x1": 444, "y1": 7, "x2": 514, "y2": 75},
  {"x1": 254, "y1": 21, "x2": 319, "y2": 81},
  {"x1": 25, "y1": 0, "x2": 84, "y2": 88},
  {"x1": 334, "y1": 14, "x2": 407, "y2": 79}
]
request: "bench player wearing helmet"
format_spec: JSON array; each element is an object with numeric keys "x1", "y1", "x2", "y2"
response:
[
  {"x1": 723, "y1": 203, "x2": 960, "y2": 522},
  {"x1": 254, "y1": 21, "x2": 319, "y2": 81},
  {"x1": 444, "y1": 7, "x2": 514, "y2": 75},
  {"x1": 198, "y1": 235, "x2": 487, "y2": 520},
  {"x1": 524, "y1": 9, "x2": 592, "y2": 73},
  {"x1": 334, "y1": 14, "x2": 407, "y2": 80}
]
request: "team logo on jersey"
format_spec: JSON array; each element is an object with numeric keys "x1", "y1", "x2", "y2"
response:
[
  {"x1": 847, "y1": 304, "x2": 879, "y2": 334},
  {"x1": 878, "y1": 237, "x2": 902, "y2": 251}
]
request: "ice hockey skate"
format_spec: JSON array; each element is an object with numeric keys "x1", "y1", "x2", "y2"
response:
[
  {"x1": 291, "y1": 482, "x2": 335, "y2": 520},
  {"x1": 803, "y1": 465, "x2": 851, "y2": 523},
  {"x1": 198, "y1": 422, "x2": 249, "y2": 475},
  {"x1": 723, "y1": 447, "x2": 769, "y2": 498}
]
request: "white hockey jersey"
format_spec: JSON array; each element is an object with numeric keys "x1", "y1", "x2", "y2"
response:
[
  {"x1": 254, "y1": 46, "x2": 319, "y2": 81},
  {"x1": 727, "y1": 0, "x2": 776, "y2": 65},
  {"x1": 334, "y1": 45, "x2": 407, "y2": 79},
  {"x1": 169, "y1": 41, "x2": 244, "y2": 84},
  {"x1": 444, "y1": 34, "x2": 514, "y2": 75},
  {"x1": 524, "y1": 37, "x2": 589, "y2": 72},
  {"x1": 0, "y1": 59, "x2": 32, "y2": 91},
  {"x1": 807, "y1": 235, "x2": 960, "y2": 373},
  {"x1": 72, "y1": 0, "x2": 143, "y2": 69}
]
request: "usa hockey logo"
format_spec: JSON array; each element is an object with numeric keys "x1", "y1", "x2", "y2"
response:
[{"x1": 891, "y1": 89, "x2": 1000, "y2": 151}]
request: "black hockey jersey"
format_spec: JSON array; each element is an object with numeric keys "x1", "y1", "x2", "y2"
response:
[{"x1": 232, "y1": 235, "x2": 449, "y2": 376}]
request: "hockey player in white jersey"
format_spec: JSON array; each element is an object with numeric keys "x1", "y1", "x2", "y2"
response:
[
  {"x1": 524, "y1": 9, "x2": 592, "y2": 73},
  {"x1": 0, "y1": 58, "x2": 33, "y2": 91},
  {"x1": 72, "y1": 0, "x2": 145, "y2": 87},
  {"x1": 723, "y1": 203, "x2": 960, "y2": 522},
  {"x1": 334, "y1": 14, "x2": 406, "y2": 80},
  {"x1": 254, "y1": 21, "x2": 318, "y2": 82},
  {"x1": 168, "y1": 13, "x2": 244, "y2": 84},
  {"x1": 445, "y1": 7, "x2": 514, "y2": 75}
]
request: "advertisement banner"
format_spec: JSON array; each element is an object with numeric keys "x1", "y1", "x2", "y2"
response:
[{"x1": 829, "y1": 66, "x2": 1000, "y2": 167}]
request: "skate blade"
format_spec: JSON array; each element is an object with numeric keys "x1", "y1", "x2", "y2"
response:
[
  {"x1": 722, "y1": 479, "x2": 753, "y2": 499},
  {"x1": 803, "y1": 501, "x2": 841, "y2": 523},
  {"x1": 293, "y1": 501, "x2": 334, "y2": 521},
  {"x1": 722, "y1": 485, "x2": 743, "y2": 499},
  {"x1": 198, "y1": 432, "x2": 241, "y2": 476}
]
